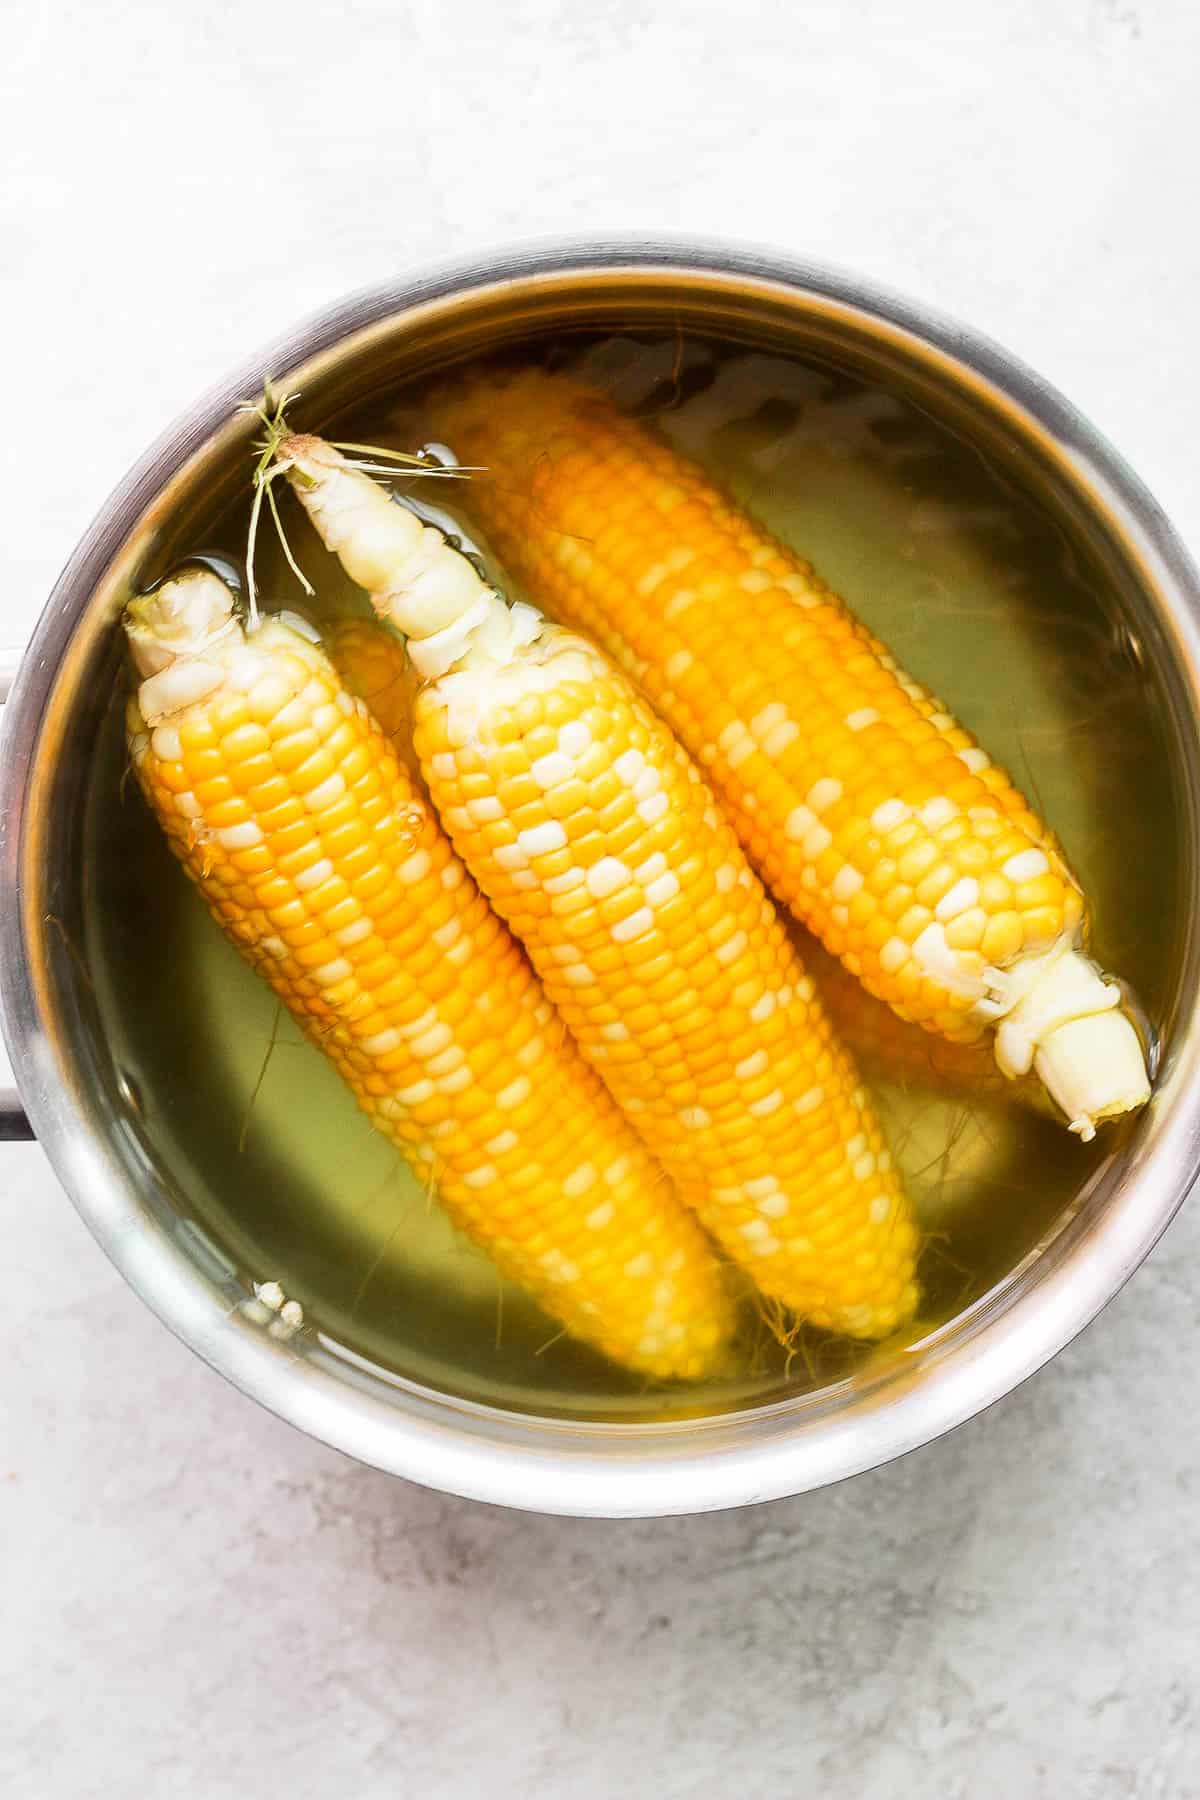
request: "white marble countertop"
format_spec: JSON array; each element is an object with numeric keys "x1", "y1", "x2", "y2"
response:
[{"x1": 3, "y1": 1, "x2": 1200, "y2": 1794}]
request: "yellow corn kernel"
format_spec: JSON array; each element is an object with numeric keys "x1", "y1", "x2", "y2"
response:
[
  {"x1": 124, "y1": 572, "x2": 735, "y2": 1382},
  {"x1": 432, "y1": 371, "x2": 1150, "y2": 1138}
]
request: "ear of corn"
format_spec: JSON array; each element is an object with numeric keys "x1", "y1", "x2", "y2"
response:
[
  {"x1": 324, "y1": 614, "x2": 420, "y2": 766},
  {"x1": 278, "y1": 438, "x2": 921, "y2": 1340},
  {"x1": 124, "y1": 569, "x2": 736, "y2": 1382},
  {"x1": 430, "y1": 370, "x2": 1150, "y2": 1141},
  {"x1": 800, "y1": 937, "x2": 1050, "y2": 1111}
]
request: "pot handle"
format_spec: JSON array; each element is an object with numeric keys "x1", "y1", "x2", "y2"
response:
[
  {"x1": 0, "y1": 1092, "x2": 31, "y2": 1141},
  {"x1": 1, "y1": 648, "x2": 35, "y2": 1140}
]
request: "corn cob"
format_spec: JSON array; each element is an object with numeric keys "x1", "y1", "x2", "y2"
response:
[
  {"x1": 430, "y1": 370, "x2": 1151, "y2": 1142},
  {"x1": 324, "y1": 614, "x2": 419, "y2": 759},
  {"x1": 276, "y1": 436, "x2": 921, "y2": 1339},
  {"x1": 124, "y1": 569, "x2": 735, "y2": 1381},
  {"x1": 801, "y1": 937, "x2": 1042, "y2": 1107}
]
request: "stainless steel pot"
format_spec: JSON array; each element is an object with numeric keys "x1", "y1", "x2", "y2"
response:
[{"x1": 3, "y1": 238, "x2": 1198, "y2": 1516}]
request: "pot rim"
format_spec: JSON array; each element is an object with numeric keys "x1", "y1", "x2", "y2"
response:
[{"x1": 3, "y1": 233, "x2": 1199, "y2": 1517}]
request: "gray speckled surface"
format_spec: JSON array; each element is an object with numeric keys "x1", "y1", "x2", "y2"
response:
[
  {"x1": 3, "y1": 1, "x2": 1200, "y2": 1794},
  {"x1": 5, "y1": 1148, "x2": 1199, "y2": 1797}
]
